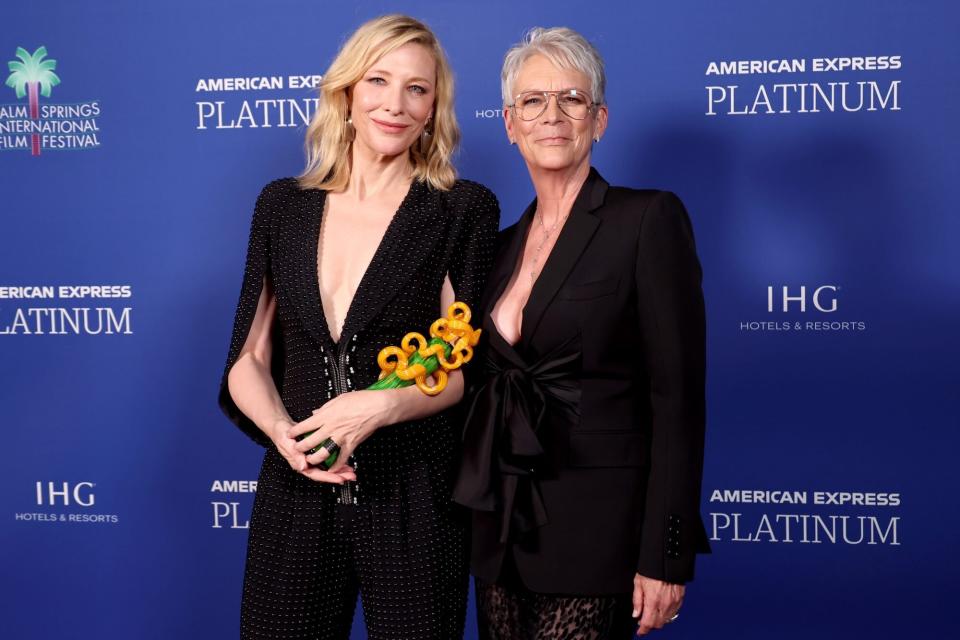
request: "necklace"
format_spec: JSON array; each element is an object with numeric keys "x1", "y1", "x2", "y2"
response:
[{"x1": 528, "y1": 207, "x2": 570, "y2": 283}]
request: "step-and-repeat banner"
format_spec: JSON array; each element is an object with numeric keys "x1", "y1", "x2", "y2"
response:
[{"x1": 2, "y1": 1, "x2": 957, "y2": 638}]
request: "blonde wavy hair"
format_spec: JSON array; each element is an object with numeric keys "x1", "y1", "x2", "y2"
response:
[{"x1": 298, "y1": 14, "x2": 460, "y2": 192}]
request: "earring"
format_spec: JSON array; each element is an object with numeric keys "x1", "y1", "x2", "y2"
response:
[
  {"x1": 594, "y1": 135, "x2": 600, "y2": 142},
  {"x1": 418, "y1": 117, "x2": 433, "y2": 154},
  {"x1": 345, "y1": 115, "x2": 356, "y2": 143},
  {"x1": 416, "y1": 117, "x2": 432, "y2": 155}
]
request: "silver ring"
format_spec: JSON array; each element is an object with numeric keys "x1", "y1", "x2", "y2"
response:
[{"x1": 320, "y1": 437, "x2": 340, "y2": 458}]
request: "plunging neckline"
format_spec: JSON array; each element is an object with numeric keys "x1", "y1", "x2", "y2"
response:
[
  {"x1": 488, "y1": 202, "x2": 540, "y2": 349},
  {"x1": 311, "y1": 179, "x2": 421, "y2": 347},
  {"x1": 487, "y1": 312, "x2": 521, "y2": 351}
]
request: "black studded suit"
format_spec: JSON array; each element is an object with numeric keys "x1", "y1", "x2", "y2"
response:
[
  {"x1": 218, "y1": 177, "x2": 499, "y2": 639},
  {"x1": 454, "y1": 168, "x2": 712, "y2": 600}
]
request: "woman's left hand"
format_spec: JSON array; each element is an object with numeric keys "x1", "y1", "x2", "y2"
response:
[
  {"x1": 632, "y1": 573, "x2": 684, "y2": 636},
  {"x1": 289, "y1": 390, "x2": 394, "y2": 471}
]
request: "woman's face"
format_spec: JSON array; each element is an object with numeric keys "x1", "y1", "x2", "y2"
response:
[
  {"x1": 504, "y1": 54, "x2": 607, "y2": 173},
  {"x1": 350, "y1": 42, "x2": 436, "y2": 159}
]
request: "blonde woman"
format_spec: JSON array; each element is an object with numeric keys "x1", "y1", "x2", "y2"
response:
[{"x1": 218, "y1": 15, "x2": 499, "y2": 639}]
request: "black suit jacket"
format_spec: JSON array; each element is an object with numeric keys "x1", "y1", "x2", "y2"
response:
[{"x1": 455, "y1": 168, "x2": 711, "y2": 595}]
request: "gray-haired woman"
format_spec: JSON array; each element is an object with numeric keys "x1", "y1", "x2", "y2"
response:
[{"x1": 454, "y1": 27, "x2": 711, "y2": 638}]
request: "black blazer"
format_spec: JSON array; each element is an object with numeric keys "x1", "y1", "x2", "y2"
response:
[{"x1": 454, "y1": 168, "x2": 711, "y2": 595}]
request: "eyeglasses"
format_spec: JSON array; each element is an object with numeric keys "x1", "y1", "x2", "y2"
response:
[{"x1": 509, "y1": 89, "x2": 597, "y2": 121}]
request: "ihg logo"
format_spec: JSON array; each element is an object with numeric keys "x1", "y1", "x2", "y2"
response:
[
  {"x1": 767, "y1": 285, "x2": 838, "y2": 313},
  {"x1": 35, "y1": 481, "x2": 95, "y2": 506}
]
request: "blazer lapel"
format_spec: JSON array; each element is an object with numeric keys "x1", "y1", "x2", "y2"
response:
[
  {"x1": 284, "y1": 187, "x2": 335, "y2": 350},
  {"x1": 520, "y1": 168, "x2": 608, "y2": 349}
]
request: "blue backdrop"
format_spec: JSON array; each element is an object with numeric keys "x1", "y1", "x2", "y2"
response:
[{"x1": 2, "y1": 1, "x2": 958, "y2": 638}]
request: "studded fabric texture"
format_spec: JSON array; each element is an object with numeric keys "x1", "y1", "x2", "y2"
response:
[{"x1": 218, "y1": 176, "x2": 500, "y2": 639}]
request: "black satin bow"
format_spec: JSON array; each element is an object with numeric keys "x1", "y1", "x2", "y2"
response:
[{"x1": 453, "y1": 328, "x2": 581, "y2": 543}]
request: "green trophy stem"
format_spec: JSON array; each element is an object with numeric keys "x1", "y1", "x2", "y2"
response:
[{"x1": 300, "y1": 337, "x2": 454, "y2": 468}]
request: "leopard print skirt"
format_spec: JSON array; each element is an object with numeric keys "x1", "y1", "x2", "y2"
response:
[{"x1": 476, "y1": 577, "x2": 635, "y2": 640}]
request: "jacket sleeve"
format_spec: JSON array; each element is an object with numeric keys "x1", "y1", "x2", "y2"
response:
[
  {"x1": 216, "y1": 179, "x2": 289, "y2": 447},
  {"x1": 447, "y1": 182, "x2": 500, "y2": 315},
  {"x1": 446, "y1": 181, "x2": 500, "y2": 393},
  {"x1": 634, "y1": 190, "x2": 712, "y2": 584}
]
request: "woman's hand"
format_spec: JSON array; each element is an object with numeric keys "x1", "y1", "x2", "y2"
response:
[
  {"x1": 289, "y1": 390, "x2": 394, "y2": 473},
  {"x1": 632, "y1": 573, "x2": 684, "y2": 636},
  {"x1": 269, "y1": 417, "x2": 357, "y2": 483}
]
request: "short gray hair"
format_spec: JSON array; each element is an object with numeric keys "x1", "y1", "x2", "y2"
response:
[{"x1": 501, "y1": 27, "x2": 606, "y2": 107}]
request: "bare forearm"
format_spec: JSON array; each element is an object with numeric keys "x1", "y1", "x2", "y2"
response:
[
  {"x1": 379, "y1": 369, "x2": 465, "y2": 426},
  {"x1": 227, "y1": 354, "x2": 293, "y2": 441}
]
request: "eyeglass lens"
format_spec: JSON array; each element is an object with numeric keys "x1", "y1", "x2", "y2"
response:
[{"x1": 515, "y1": 90, "x2": 591, "y2": 120}]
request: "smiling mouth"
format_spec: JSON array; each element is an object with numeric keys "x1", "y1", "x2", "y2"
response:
[
  {"x1": 537, "y1": 136, "x2": 571, "y2": 144},
  {"x1": 371, "y1": 118, "x2": 409, "y2": 133}
]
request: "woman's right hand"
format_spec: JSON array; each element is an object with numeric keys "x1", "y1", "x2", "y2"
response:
[{"x1": 270, "y1": 418, "x2": 357, "y2": 484}]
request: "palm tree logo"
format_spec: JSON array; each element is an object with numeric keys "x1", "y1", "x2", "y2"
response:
[{"x1": 6, "y1": 46, "x2": 61, "y2": 156}]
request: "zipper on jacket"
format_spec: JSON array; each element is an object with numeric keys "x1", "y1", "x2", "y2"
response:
[{"x1": 328, "y1": 334, "x2": 358, "y2": 505}]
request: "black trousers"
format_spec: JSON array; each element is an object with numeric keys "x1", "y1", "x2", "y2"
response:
[{"x1": 239, "y1": 448, "x2": 469, "y2": 639}]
